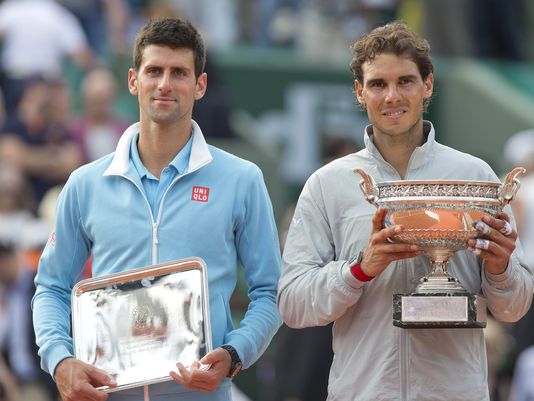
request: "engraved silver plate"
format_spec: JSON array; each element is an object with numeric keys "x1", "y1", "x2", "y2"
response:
[
  {"x1": 72, "y1": 257, "x2": 212, "y2": 393},
  {"x1": 401, "y1": 296, "x2": 468, "y2": 322}
]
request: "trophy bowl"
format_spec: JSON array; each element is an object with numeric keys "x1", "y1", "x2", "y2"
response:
[{"x1": 354, "y1": 167, "x2": 525, "y2": 328}]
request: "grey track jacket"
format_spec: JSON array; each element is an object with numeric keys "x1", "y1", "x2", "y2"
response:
[{"x1": 278, "y1": 122, "x2": 534, "y2": 401}]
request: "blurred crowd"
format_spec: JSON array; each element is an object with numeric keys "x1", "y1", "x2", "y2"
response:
[{"x1": 0, "y1": 0, "x2": 531, "y2": 401}]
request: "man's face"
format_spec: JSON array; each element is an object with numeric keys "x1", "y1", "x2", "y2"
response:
[
  {"x1": 128, "y1": 45, "x2": 206, "y2": 127},
  {"x1": 355, "y1": 53, "x2": 433, "y2": 139}
]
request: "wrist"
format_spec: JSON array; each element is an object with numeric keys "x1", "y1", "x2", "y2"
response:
[
  {"x1": 221, "y1": 345, "x2": 242, "y2": 378},
  {"x1": 349, "y1": 251, "x2": 374, "y2": 282}
]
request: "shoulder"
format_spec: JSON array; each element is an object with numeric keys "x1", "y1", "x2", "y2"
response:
[
  {"x1": 69, "y1": 153, "x2": 115, "y2": 183},
  {"x1": 309, "y1": 150, "x2": 368, "y2": 184},
  {"x1": 433, "y1": 142, "x2": 497, "y2": 180},
  {"x1": 207, "y1": 145, "x2": 262, "y2": 177}
]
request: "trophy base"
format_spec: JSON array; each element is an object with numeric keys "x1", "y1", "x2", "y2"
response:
[{"x1": 393, "y1": 292, "x2": 487, "y2": 329}]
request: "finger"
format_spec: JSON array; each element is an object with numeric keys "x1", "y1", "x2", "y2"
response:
[
  {"x1": 373, "y1": 242, "x2": 419, "y2": 254},
  {"x1": 474, "y1": 219, "x2": 517, "y2": 245},
  {"x1": 371, "y1": 207, "x2": 388, "y2": 233},
  {"x1": 468, "y1": 238, "x2": 512, "y2": 260},
  {"x1": 495, "y1": 211, "x2": 511, "y2": 222},
  {"x1": 373, "y1": 224, "x2": 403, "y2": 244},
  {"x1": 76, "y1": 382, "x2": 110, "y2": 401},
  {"x1": 175, "y1": 363, "x2": 191, "y2": 382},
  {"x1": 481, "y1": 214, "x2": 518, "y2": 240},
  {"x1": 499, "y1": 221, "x2": 513, "y2": 236},
  {"x1": 468, "y1": 246, "x2": 510, "y2": 265},
  {"x1": 169, "y1": 370, "x2": 186, "y2": 386},
  {"x1": 387, "y1": 251, "x2": 421, "y2": 260},
  {"x1": 87, "y1": 366, "x2": 117, "y2": 388}
]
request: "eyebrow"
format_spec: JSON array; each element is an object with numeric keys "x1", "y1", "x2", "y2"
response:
[{"x1": 365, "y1": 74, "x2": 418, "y2": 85}]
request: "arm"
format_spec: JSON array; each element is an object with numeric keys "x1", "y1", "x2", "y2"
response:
[
  {"x1": 223, "y1": 165, "x2": 282, "y2": 368},
  {"x1": 0, "y1": 135, "x2": 83, "y2": 181},
  {"x1": 169, "y1": 165, "x2": 281, "y2": 391},
  {"x1": 32, "y1": 177, "x2": 115, "y2": 399},
  {"x1": 278, "y1": 177, "x2": 419, "y2": 328},
  {"x1": 468, "y1": 209, "x2": 534, "y2": 321}
]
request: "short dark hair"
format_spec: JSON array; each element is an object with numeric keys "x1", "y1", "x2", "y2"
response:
[
  {"x1": 349, "y1": 21, "x2": 434, "y2": 109},
  {"x1": 133, "y1": 17, "x2": 206, "y2": 78}
]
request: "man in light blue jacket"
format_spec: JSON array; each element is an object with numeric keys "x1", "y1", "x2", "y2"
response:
[{"x1": 32, "y1": 17, "x2": 281, "y2": 401}]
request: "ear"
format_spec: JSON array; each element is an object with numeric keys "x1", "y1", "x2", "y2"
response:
[
  {"x1": 127, "y1": 68, "x2": 138, "y2": 96},
  {"x1": 355, "y1": 80, "x2": 365, "y2": 105},
  {"x1": 195, "y1": 72, "x2": 207, "y2": 100},
  {"x1": 423, "y1": 72, "x2": 434, "y2": 99}
]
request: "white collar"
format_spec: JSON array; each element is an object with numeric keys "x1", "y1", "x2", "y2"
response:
[{"x1": 103, "y1": 120, "x2": 213, "y2": 176}]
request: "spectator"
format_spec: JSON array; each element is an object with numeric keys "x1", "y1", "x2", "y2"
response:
[
  {"x1": 0, "y1": 79, "x2": 83, "y2": 206},
  {"x1": 68, "y1": 67, "x2": 132, "y2": 163},
  {"x1": 0, "y1": 0, "x2": 95, "y2": 113}
]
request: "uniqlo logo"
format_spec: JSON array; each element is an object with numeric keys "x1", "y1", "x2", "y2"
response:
[{"x1": 191, "y1": 186, "x2": 210, "y2": 202}]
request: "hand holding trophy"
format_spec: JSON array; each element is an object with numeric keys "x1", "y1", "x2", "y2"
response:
[{"x1": 354, "y1": 167, "x2": 526, "y2": 328}]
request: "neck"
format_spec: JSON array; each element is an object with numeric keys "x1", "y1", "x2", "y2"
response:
[
  {"x1": 137, "y1": 120, "x2": 192, "y2": 178},
  {"x1": 372, "y1": 122, "x2": 425, "y2": 179}
]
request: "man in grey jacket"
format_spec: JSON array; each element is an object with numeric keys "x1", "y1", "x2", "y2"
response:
[{"x1": 277, "y1": 21, "x2": 534, "y2": 401}]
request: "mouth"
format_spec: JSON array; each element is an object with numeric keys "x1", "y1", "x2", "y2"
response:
[
  {"x1": 382, "y1": 109, "x2": 406, "y2": 118},
  {"x1": 153, "y1": 97, "x2": 176, "y2": 104}
]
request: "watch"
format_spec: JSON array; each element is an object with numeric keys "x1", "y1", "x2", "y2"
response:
[{"x1": 221, "y1": 345, "x2": 243, "y2": 378}]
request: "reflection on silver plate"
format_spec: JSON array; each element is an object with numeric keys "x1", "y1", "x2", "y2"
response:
[{"x1": 72, "y1": 257, "x2": 212, "y2": 393}]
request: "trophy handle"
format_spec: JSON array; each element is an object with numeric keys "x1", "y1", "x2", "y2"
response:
[
  {"x1": 353, "y1": 168, "x2": 378, "y2": 206},
  {"x1": 499, "y1": 166, "x2": 526, "y2": 207}
]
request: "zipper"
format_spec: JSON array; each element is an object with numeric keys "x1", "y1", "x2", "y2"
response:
[
  {"x1": 118, "y1": 156, "x2": 212, "y2": 264},
  {"x1": 154, "y1": 160, "x2": 210, "y2": 247},
  {"x1": 151, "y1": 222, "x2": 159, "y2": 264},
  {"x1": 118, "y1": 175, "x2": 157, "y2": 262}
]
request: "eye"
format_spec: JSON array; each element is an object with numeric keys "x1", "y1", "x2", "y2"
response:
[
  {"x1": 173, "y1": 69, "x2": 187, "y2": 77},
  {"x1": 146, "y1": 67, "x2": 160, "y2": 76},
  {"x1": 369, "y1": 81, "x2": 385, "y2": 88},
  {"x1": 399, "y1": 77, "x2": 414, "y2": 85}
]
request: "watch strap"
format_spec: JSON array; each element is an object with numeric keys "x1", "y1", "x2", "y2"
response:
[{"x1": 221, "y1": 345, "x2": 242, "y2": 378}]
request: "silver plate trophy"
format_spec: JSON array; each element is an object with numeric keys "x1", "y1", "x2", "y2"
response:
[
  {"x1": 354, "y1": 167, "x2": 525, "y2": 328},
  {"x1": 72, "y1": 257, "x2": 212, "y2": 392}
]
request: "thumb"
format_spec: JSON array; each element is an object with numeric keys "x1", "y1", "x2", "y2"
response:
[
  {"x1": 87, "y1": 365, "x2": 117, "y2": 387},
  {"x1": 372, "y1": 207, "x2": 388, "y2": 232},
  {"x1": 200, "y1": 348, "x2": 226, "y2": 365}
]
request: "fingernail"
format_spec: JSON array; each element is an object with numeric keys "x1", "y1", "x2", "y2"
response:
[{"x1": 394, "y1": 226, "x2": 402, "y2": 233}]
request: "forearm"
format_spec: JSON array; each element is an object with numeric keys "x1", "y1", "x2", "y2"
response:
[
  {"x1": 483, "y1": 252, "x2": 534, "y2": 322},
  {"x1": 278, "y1": 259, "x2": 363, "y2": 328},
  {"x1": 32, "y1": 287, "x2": 74, "y2": 376},
  {"x1": 224, "y1": 292, "x2": 281, "y2": 369}
]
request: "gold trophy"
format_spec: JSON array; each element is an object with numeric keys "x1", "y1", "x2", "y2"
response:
[{"x1": 354, "y1": 168, "x2": 525, "y2": 328}]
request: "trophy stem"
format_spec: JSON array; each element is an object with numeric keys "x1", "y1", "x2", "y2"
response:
[{"x1": 415, "y1": 255, "x2": 467, "y2": 294}]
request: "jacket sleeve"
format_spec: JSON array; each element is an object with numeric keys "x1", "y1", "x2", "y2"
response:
[
  {"x1": 278, "y1": 174, "x2": 366, "y2": 329},
  {"x1": 31, "y1": 177, "x2": 91, "y2": 377},
  {"x1": 223, "y1": 166, "x2": 282, "y2": 369},
  {"x1": 482, "y1": 205, "x2": 534, "y2": 322}
]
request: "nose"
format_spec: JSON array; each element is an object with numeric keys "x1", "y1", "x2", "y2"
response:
[
  {"x1": 157, "y1": 72, "x2": 172, "y2": 93},
  {"x1": 385, "y1": 84, "x2": 401, "y2": 103}
]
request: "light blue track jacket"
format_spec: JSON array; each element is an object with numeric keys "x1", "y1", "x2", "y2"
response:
[{"x1": 32, "y1": 121, "x2": 282, "y2": 401}]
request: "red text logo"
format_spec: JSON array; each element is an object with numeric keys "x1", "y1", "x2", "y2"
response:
[{"x1": 191, "y1": 186, "x2": 210, "y2": 202}]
